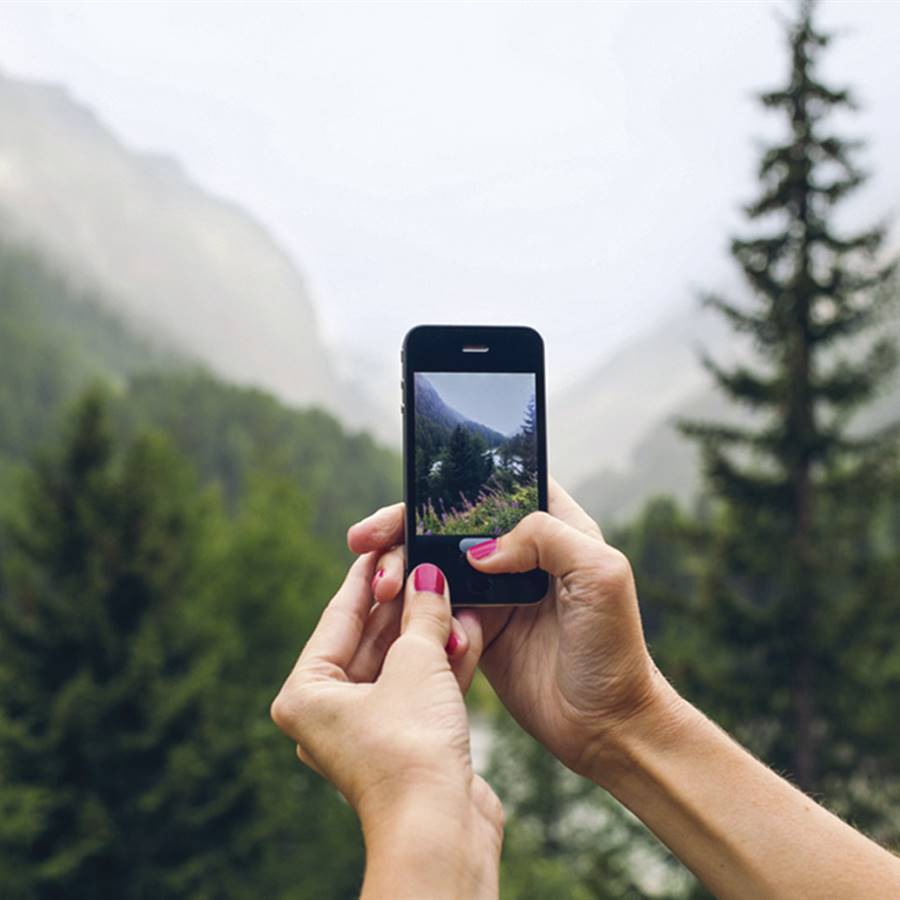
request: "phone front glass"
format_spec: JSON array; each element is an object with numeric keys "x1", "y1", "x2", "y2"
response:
[{"x1": 403, "y1": 326, "x2": 549, "y2": 606}]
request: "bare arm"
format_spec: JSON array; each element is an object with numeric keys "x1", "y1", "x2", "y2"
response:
[
  {"x1": 595, "y1": 679, "x2": 900, "y2": 899},
  {"x1": 360, "y1": 788, "x2": 500, "y2": 900}
]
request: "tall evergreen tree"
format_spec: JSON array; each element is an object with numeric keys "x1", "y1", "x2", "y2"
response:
[
  {"x1": 519, "y1": 395, "x2": 538, "y2": 482},
  {"x1": 438, "y1": 426, "x2": 491, "y2": 509},
  {"x1": 0, "y1": 391, "x2": 259, "y2": 899},
  {"x1": 682, "y1": 0, "x2": 897, "y2": 793}
]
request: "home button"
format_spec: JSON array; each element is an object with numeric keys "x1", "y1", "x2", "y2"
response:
[{"x1": 459, "y1": 537, "x2": 489, "y2": 556}]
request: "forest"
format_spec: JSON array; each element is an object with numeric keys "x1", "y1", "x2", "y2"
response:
[
  {"x1": 414, "y1": 375, "x2": 538, "y2": 536},
  {"x1": 2, "y1": 3, "x2": 900, "y2": 898}
]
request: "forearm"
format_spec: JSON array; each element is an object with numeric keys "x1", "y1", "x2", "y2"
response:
[
  {"x1": 360, "y1": 794, "x2": 500, "y2": 900},
  {"x1": 595, "y1": 679, "x2": 900, "y2": 899}
]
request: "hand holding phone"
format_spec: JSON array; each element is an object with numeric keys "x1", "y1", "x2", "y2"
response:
[{"x1": 402, "y1": 325, "x2": 550, "y2": 606}]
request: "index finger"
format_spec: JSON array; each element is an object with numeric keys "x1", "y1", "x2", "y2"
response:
[
  {"x1": 297, "y1": 552, "x2": 378, "y2": 675},
  {"x1": 347, "y1": 502, "x2": 405, "y2": 554}
]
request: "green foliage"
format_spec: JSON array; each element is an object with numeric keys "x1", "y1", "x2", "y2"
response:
[
  {"x1": 0, "y1": 390, "x2": 368, "y2": 899},
  {"x1": 0, "y1": 239, "x2": 164, "y2": 511},
  {"x1": 205, "y1": 474, "x2": 365, "y2": 899},
  {"x1": 679, "y1": 0, "x2": 900, "y2": 810},
  {"x1": 115, "y1": 371, "x2": 401, "y2": 552},
  {"x1": 0, "y1": 239, "x2": 397, "y2": 896},
  {"x1": 487, "y1": 710, "x2": 692, "y2": 900},
  {"x1": 0, "y1": 392, "x2": 259, "y2": 898},
  {"x1": 419, "y1": 482, "x2": 538, "y2": 536}
]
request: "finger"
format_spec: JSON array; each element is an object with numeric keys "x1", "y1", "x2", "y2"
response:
[
  {"x1": 346, "y1": 597, "x2": 404, "y2": 683},
  {"x1": 400, "y1": 562, "x2": 452, "y2": 647},
  {"x1": 347, "y1": 502, "x2": 405, "y2": 554},
  {"x1": 451, "y1": 609, "x2": 484, "y2": 694},
  {"x1": 297, "y1": 552, "x2": 378, "y2": 674},
  {"x1": 446, "y1": 615, "x2": 470, "y2": 662},
  {"x1": 371, "y1": 545, "x2": 405, "y2": 603},
  {"x1": 470, "y1": 605, "x2": 514, "y2": 651},
  {"x1": 466, "y1": 510, "x2": 602, "y2": 581},
  {"x1": 549, "y1": 476, "x2": 604, "y2": 541},
  {"x1": 296, "y1": 742, "x2": 325, "y2": 778}
]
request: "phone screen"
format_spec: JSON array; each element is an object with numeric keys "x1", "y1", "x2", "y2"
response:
[
  {"x1": 413, "y1": 371, "x2": 539, "y2": 537},
  {"x1": 403, "y1": 325, "x2": 549, "y2": 606}
]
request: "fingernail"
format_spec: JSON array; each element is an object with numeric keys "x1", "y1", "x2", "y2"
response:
[
  {"x1": 445, "y1": 631, "x2": 459, "y2": 656},
  {"x1": 414, "y1": 563, "x2": 445, "y2": 595},
  {"x1": 371, "y1": 568, "x2": 384, "y2": 593},
  {"x1": 468, "y1": 538, "x2": 497, "y2": 560}
]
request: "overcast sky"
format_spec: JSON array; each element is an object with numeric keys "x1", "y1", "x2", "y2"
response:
[
  {"x1": 1, "y1": 1, "x2": 899, "y2": 393},
  {"x1": 422, "y1": 372, "x2": 534, "y2": 436}
]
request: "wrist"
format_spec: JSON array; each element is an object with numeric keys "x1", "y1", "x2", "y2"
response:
[
  {"x1": 584, "y1": 671, "x2": 694, "y2": 792},
  {"x1": 361, "y1": 783, "x2": 501, "y2": 900}
]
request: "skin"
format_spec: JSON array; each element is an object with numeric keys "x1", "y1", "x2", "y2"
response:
[
  {"x1": 337, "y1": 477, "x2": 900, "y2": 899},
  {"x1": 271, "y1": 553, "x2": 502, "y2": 900}
]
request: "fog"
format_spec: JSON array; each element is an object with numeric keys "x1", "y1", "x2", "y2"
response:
[{"x1": 1, "y1": 1, "x2": 899, "y2": 396}]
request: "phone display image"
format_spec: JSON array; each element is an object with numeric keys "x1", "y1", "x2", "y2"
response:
[{"x1": 414, "y1": 371, "x2": 538, "y2": 536}]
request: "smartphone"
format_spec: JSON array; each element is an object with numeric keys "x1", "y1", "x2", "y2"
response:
[{"x1": 402, "y1": 325, "x2": 549, "y2": 606}]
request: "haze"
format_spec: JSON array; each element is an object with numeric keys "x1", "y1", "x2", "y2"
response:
[{"x1": 1, "y1": 1, "x2": 898, "y2": 396}]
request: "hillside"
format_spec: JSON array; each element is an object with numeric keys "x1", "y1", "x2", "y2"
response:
[
  {"x1": 0, "y1": 239, "x2": 167, "y2": 495},
  {"x1": 565, "y1": 301, "x2": 900, "y2": 524},
  {"x1": 0, "y1": 71, "x2": 390, "y2": 442},
  {"x1": 0, "y1": 238, "x2": 401, "y2": 542},
  {"x1": 415, "y1": 374, "x2": 506, "y2": 446}
]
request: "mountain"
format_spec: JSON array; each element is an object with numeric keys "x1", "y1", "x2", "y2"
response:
[
  {"x1": 549, "y1": 304, "x2": 740, "y2": 488},
  {"x1": 0, "y1": 236, "x2": 401, "y2": 543},
  {"x1": 415, "y1": 375, "x2": 506, "y2": 445},
  {"x1": 0, "y1": 71, "x2": 391, "y2": 441},
  {"x1": 556, "y1": 301, "x2": 900, "y2": 524}
]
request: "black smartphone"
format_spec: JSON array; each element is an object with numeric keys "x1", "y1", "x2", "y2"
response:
[{"x1": 402, "y1": 325, "x2": 549, "y2": 606}]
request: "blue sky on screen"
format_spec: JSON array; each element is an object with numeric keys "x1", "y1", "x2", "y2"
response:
[{"x1": 422, "y1": 372, "x2": 534, "y2": 436}]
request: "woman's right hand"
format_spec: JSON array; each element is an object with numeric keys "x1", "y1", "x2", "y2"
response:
[{"x1": 348, "y1": 479, "x2": 678, "y2": 786}]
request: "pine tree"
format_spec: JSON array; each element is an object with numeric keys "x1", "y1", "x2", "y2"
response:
[
  {"x1": 681, "y1": 0, "x2": 897, "y2": 793},
  {"x1": 0, "y1": 390, "x2": 260, "y2": 898},
  {"x1": 519, "y1": 395, "x2": 538, "y2": 483},
  {"x1": 439, "y1": 426, "x2": 489, "y2": 509}
]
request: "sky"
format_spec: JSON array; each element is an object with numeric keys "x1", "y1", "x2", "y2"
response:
[
  {"x1": 1, "y1": 1, "x2": 899, "y2": 395},
  {"x1": 421, "y1": 371, "x2": 534, "y2": 436}
]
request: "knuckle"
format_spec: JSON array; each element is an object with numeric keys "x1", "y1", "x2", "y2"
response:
[
  {"x1": 599, "y1": 546, "x2": 633, "y2": 592},
  {"x1": 521, "y1": 510, "x2": 553, "y2": 533},
  {"x1": 270, "y1": 680, "x2": 315, "y2": 734},
  {"x1": 492, "y1": 794, "x2": 506, "y2": 830},
  {"x1": 516, "y1": 510, "x2": 557, "y2": 546},
  {"x1": 270, "y1": 691, "x2": 291, "y2": 730}
]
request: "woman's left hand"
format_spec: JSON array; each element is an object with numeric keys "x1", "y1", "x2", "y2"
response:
[{"x1": 271, "y1": 553, "x2": 503, "y2": 900}]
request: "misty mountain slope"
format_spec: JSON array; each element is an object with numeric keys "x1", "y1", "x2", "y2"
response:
[
  {"x1": 415, "y1": 375, "x2": 506, "y2": 445},
  {"x1": 549, "y1": 304, "x2": 740, "y2": 489},
  {"x1": 0, "y1": 71, "x2": 389, "y2": 437},
  {"x1": 567, "y1": 304, "x2": 900, "y2": 525},
  {"x1": 0, "y1": 237, "x2": 166, "y2": 505},
  {"x1": 0, "y1": 235, "x2": 401, "y2": 541}
]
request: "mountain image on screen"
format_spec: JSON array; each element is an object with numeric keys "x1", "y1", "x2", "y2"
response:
[{"x1": 414, "y1": 373, "x2": 538, "y2": 536}]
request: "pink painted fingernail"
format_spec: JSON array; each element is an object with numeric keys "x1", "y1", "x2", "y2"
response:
[
  {"x1": 445, "y1": 631, "x2": 459, "y2": 656},
  {"x1": 414, "y1": 563, "x2": 445, "y2": 595},
  {"x1": 371, "y1": 569, "x2": 384, "y2": 593},
  {"x1": 468, "y1": 538, "x2": 497, "y2": 560}
]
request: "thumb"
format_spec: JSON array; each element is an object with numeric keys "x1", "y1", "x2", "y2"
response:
[
  {"x1": 401, "y1": 563, "x2": 452, "y2": 647},
  {"x1": 466, "y1": 510, "x2": 600, "y2": 580}
]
